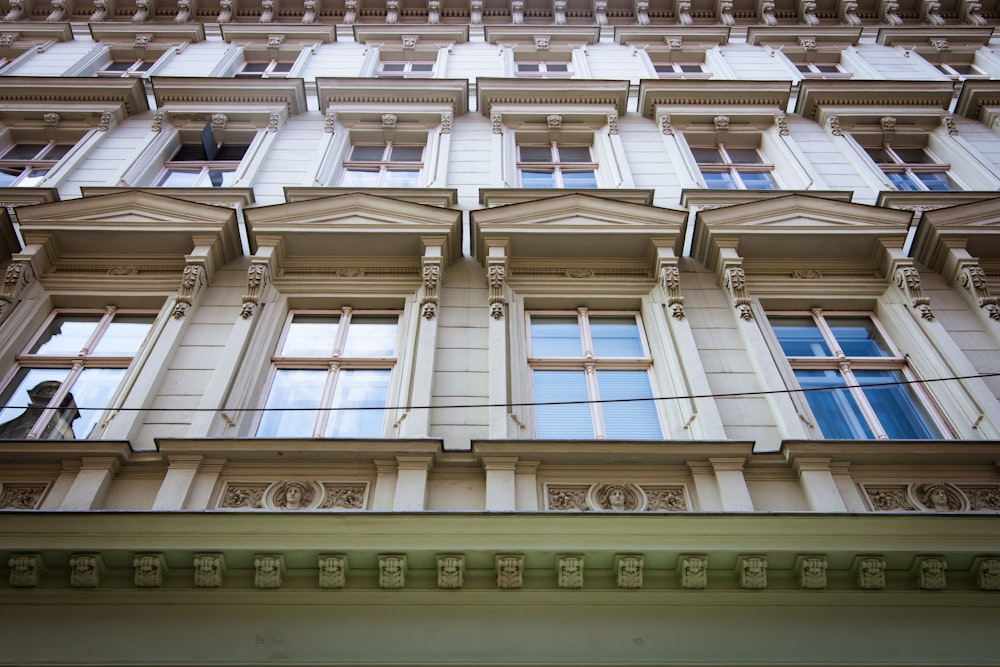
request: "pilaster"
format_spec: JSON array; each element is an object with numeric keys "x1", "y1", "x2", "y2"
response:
[
  {"x1": 482, "y1": 456, "x2": 518, "y2": 511},
  {"x1": 152, "y1": 455, "x2": 205, "y2": 510},
  {"x1": 392, "y1": 456, "x2": 433, "y2": 511},
  {"x1": 709, "y1": 457, "x2": 754, "y2": 511},
  {"x1": 59, "y1": 457, "x2": 120, "y2": 510},
  {"x1": 793, "y1": 457, "x2": 848, "y2": 511}
]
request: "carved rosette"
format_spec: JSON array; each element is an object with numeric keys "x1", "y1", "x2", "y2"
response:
[
  {"x1": 724, "y1": 265, "x2": 753, "y2": 321},
  {"x1": 193, "y1": 553, "x2": 225, "y2": 588},
  {"x1": 318, "y1": 554, "x2": 348, "y2": 588},
  {"x1": 679, "y1": 555, "x2": 707, "y2": 589},
  {"x1": 379, "y1": 554, "x2": 406, "y2": 589},
  {"x1": 133, "y1": 553, "x2": 167, "y2": 587},
  {"x1": 739, "y1": 555, "x2": 767, "y2": 589},
  {"x1": 797, "y1": 555, "x2": 828, "y2": 589},
  {"x1": 437, "y1": 554, "x2": 465, "y2": 589},
  {"x1": 496, "y1": 554, "x2": 523, "y2": 589},
  {"x1": 8, "y1": 554, "x2": 43, "y2": 588},
  {"x1": 659, "y1": 264, "x2": 685, "y2": 319},
  {"x1": 615, "y1": 554, "x2": 643, "y2": 589},
  {"x1": 69, "y1": 554, "x2": 104, "y2": 588},
  {"x1": 958, "y1": 264, "x2": 1000, "y2": 321},
  {"x1": 0, "y1": 482, "x2": 46, "y2": 509},
  {"x1": 916, "y1": 556, "x2": 947, "y2": 590},
  {"x1": 254, "y1": 554, "x2": 284, "y2": 589},
  {"x1": 487, "y1": 260, "x2": 506, "y2": 320},
  {"x1": 855, "y1": 556, "x2": 886, "y2": 590},
  {"x1": 895, "y1": 266, "x2": 933, "y2": 321},
  {"x1": 557, "y1": 555, "x2": 585, "y2": 589},
  {"x1": 240, "y1": 264, "x2": 268, "y2": 320},
  {"x1": 421, "y1": 259, "x2": 441, "y2": 320},
  {"x1": 173, "y1": 264, "x2": 205, "y2": 319}
]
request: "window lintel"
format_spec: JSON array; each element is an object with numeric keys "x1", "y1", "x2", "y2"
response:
[{"x1": 639, "y1": 80, "x2": 790, "y2": 121}]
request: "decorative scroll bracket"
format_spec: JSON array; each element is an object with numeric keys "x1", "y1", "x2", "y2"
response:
[
  {"x1": 895, "y1": 265, "x2": 934, "y2": 321},
  {"x1": 958, "y1": 262, "x2": 1000, "y2": 322}
]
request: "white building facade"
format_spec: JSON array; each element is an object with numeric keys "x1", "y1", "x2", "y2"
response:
[{"x1": 1, "y1": 2, "x2": 1000, "y2": 665}]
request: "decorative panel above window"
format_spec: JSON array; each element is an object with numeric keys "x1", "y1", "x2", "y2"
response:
[
  {"x1": 616, "y1": 27, "x2": 732, "y2": 80},
  {"x1": 74, "y1": 24, "x2": 206, "y2": 79},
  {"x1": 486, "y1": 26, "x2": 599, "y2": 79},
  {"x1": 354, "y1": 26, "x2": 467, "y2": 79},
  {"x1": 876, "y1": 27, "x2": 995, "y2": 82},
  {"x1": 0, "y1": 24, "x2": 73, "y2": 74},
  {"x1": 747, "y1": 27, "x2": 862, "y2": 81},
  {"x1": 218, "y1": 24, "x2": 335, "y2": 79}
]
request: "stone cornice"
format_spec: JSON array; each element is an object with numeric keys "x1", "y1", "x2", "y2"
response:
[
  {"x1": 479, "y1": 188, "x2": 654, "y2": 207},
  {"x1": 353, "y1": 24, "x2": 468, "y2": 45},
  {"x1": 80, "y1": 187, "x2": 256, "y2": 209},
  {"x1": 316, "y1": 78, "x2": 468, "y2": 115},
  {"x1": 746, "y1": 26, "x2": 863, "y2": 47},
  {"x1": 220, "y1": 23, "x2": 336, "y2": 44},
  {"x1": 477, "y1": 79, "x2": 629, "y2": 117},
  {"x1": 484, "y1": 26, "x2": 601, "y2": 45},
  {"x1": 638, "y1": 80, "x2": 791, "y2": 120},
  {"x1": 615, "y1": 25, "x2": 731, "y2": 47},
  {"x1": 0, "y1": 77, "x2": 148, "y2": 116},
  {"x1": 150, "y1": 77, "x2": 308, "y2": 116},
  {"x1": 0, "y1": 22, "x2": 74, "y2": 46},
  {"x1": 89, "y1": 22, "x2": 205, "y2": 44},
  {"x1": 910, "y1": 197, "x2": 1000, "y2": 272},
  {"x1": 284, "y1": 187, "x2": 457, "y2": 208},
  {"x1": 875, "y1": 26, "x2": 994, "y2": 50},
  {"x1": 795, "y1": 80, "x2": 954, "y2": 122},
  {"x1": 954, "y1": 80, "x2": 1000, "y2": 123},
  {"x1": 680, "y1": 189, "x2": 853, "y2": 209}
]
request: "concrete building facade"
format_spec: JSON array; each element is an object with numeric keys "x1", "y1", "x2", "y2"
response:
[{"x1": 0, "y1": 2, "x2": 999, "y2": 665}]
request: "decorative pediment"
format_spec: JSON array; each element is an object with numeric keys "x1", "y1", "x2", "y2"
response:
[
  {"x1": 795, "y1": 80, "x2": 954, "y2": 124},
  {"x1": 316, "y1": 78, "x2": 468, "y2": 116},
  {"x1": 243, "y1": 193, "x2": 461, "y2": 270},
  {"x1": 911, "y1": 197, "x2": 1000, "y2": 272},
  {"x1": 0, "y1": 77, "x2": 148, "y2": 118},
  {"x1": 638, "y1": 80, "x2": 791, "y2": 123},
  {"x1": 691, "y1": 195, "x2": 912, "y2": 277},
  {"x1": 470, "y1": 193, "x2": 685, "y2": 268},
  {"x1": 14, "y1": 191, "x2": 241, "y2": 276},
  {"x1": 150, "y1": 77, "x2": 307, "y2": 117},
  {"x1": 478, "y1": 79, "x2": 629, "y2": 118},
  {"x1": 955, "y1": 81, "x2": 1000, "y2": 125},
  {"x1": 284, "y1": 187, "x2": 457, "y2": 208}
]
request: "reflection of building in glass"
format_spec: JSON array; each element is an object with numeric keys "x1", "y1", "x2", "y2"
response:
[{"x1": 0, "y1": 381, "x2": 79, "y2": 440}]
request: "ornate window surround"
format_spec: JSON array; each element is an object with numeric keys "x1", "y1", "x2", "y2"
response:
[
  {"x1": 485, "y1": 27, "x2": 598, "y2": 79},
  {"x1": 62, "y1": 24, "x2": 204, "y2": 79},
  {"x1": 746, "y1": 27, "x2": 869, "y2": 82},
  {"x1": 0, "y1": 23, "x2": 73, "y2": 75},
  {"x1": 875, "y1": 27, "x2": 997, "y2": 82},
  {"x1": 615, "y1": 26, "x2": 734, "y2": 80},
  {"x1": 478, "y1": 79, "x2": 632, "y2": 190},
  {"x1": 214, "y1": 24, "x2": 335, "y2": 79},
  {"x1": 354, "y1": 26, "x2": 467, "y2": 79}
]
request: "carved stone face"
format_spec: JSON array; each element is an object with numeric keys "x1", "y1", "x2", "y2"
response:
[
  {"x1": 608, "y1": 487, "x2": 626, "y2": 510},
  {"x1": 929, "y1": 488, "x2": 949, "y2": 509},
  {"x1": 283, "y1": 484, "x2": 305, "y2": 509}
]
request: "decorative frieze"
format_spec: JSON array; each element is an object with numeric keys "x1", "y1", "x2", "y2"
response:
[
  {"x1": 915, "y1": 482, "x2": 963, "y2": 511},
  {"x1": 557, "y1": 555, "x2": 584, "y2": 589},
  {"x1": 221, "y1": 480, "x2": 368, "y2": 511},
  {"x1": 958, "y1": 264, "x2": 1000, "y2": 322},
  {"x1": 496, "y1": 554, "x2": 524, "y2": 589},
  {"x1": 133, "y1": 553, "x2": 167, "y2": 588},
  {"x1": 172, "y1": 264, "x2": 205, "y2": 319},
  {"x1": 240, "y1": 263, "x2": 268, "y2": 320},
  {"x1": 220, "y1": 483, "x2": 268, "y2": 509},
  {"x1": 8, "y1": 553, "x2": 43, "y2": 588},
  {"x1": 318, "y1": 554, "x2": 348, "y2": 588},
  {"x1": 615, "y1": 554, "x2": 643, "y2": 589},
  {"x1": 679, "y1": 555, "x2": 708, "y2": 589},
  {"x1": 959, "y1": 485, "x2": 1000, "y2": 511},
  {"x1": 437, "y1": 554, "x2": 465, "y2": 589},
  {"x1": 796, "y1": 555, "x2": 828, "y2": 589},
  {"x1": 863, "y1": 484, "x2": 916, "y2": 511},
  {"x1": 645, "y1": 487, "x2": 688, "y2": 511},
  {"x1": 915, "y1": 556, "x2": 947, "y2": 590},
  {"x1": 972, "y1": 557, "x2": 1000, "y2": 591},
  {"x1": 194, "y1": 553, "x2": 225, "y2": 588},
  {"x1": 0, "y1": 482, "x2": 47, "y2": 510},
  {"x1": 854, "y1": 556, "x2": 886, "y2": 590},
  {"x1": 862, "y1": 482, "x2": 991, "y2": 512},
  {"x1": 739, "y1": 555, "x2": 767, "y2": 589},
  {"x1": 319, "y1": 484, "x2": 366, "y2": 509},
  {"x1": 254, "y1": 554, "x2": 284, "y2": 589},
  {"x1": 546, "y1": 483, "x2": 688, "y2": 512},
  {"x1": 379, "y1": 554, "x2": 406, "y2": 589},
  {"x1": 895, "y1": 265, "x2": 933, "y2": 321},
  {"x1": 271, "y1": 480, "x2": 316, "y2": 510},
  {"x1": 69, "y1": 554, "x2": 104, "y2": 588}
]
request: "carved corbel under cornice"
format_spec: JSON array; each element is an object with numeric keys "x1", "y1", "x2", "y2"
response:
[
  {"x1": 491, "y1": 111, "x2": 503, "y2": 135},
  {"x1": 240, "y1": 263, "x2": 269, "y2": 320},
  {"x1": 607, "y1": 111, "x2": 619, "y2": 136},
  {"x1": 440, "y1": 111, "x2": 452, "y2": 134},
  {"x1": 172, "y1": 263, "x2": 205, "y2": 319},
  {"x1": 324, "y1": 111, "x2": 336, "y2": 133},
  {"x1": 420, "y1": 257, "x2": 442, "y2": 320},
  {"x1": 659, "y1": 263, "x2": 685, "y2": 320},
  {"x1": 658, "y1": 113, "x2": 673, "y2": 135},
  {"x1": 958, "y1": 262, "x2": 1000, "y2": 322},
  {"x1": 723, "y1": 262, "x2": 753, "y2": 321},
  {"x1": 0, "y1": 261, "x2": 33, "y2": 321},
  {"x1": 895, "y1": 265, "x2": 934, "y2": 321},
  {"x1": 487, "y1": 259, "x2": 507, "y2": 320}
]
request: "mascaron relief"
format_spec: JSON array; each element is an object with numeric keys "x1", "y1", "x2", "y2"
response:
[
  {"x1": 546, "y1": 483, "x2": 688, "y2": 512},
  {"x1": 219, "y1": 480, "x2": 368, "y2": 510},
  {"x1": 862, "y1": 482, "x2": 1000, "y2": 512}
]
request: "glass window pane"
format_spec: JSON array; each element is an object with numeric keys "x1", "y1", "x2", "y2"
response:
[
  {"x1": 727, "y1": 148, "x2": 763, "y2": 164},
  {"x1": 388, "y1": 146, "x2": 423, "y2": 162},
  {"x1": 692, "y1": 147, "x2": 723, "y2": 163},
  {"x1": 589, "y1": 317, "x2": 644, "y2": 357},
  {"x1": 271, "y1": 62, "x2": 293, "y2": 73},
  {"x1": 815, "y1": 64, "x2": 842, "y2": 73},
  {"x1": 771, "y1": 317, "x2": 832, "y2": 357},
  {"x1": 519, "y1": 146, "x2": 552, "y2": 162},
  {"x1": 343, "y1": 316, "x2": 397, "y2": 357},
  {"x1": 3, "y1": 144, "x2": 46, "y2": 160},
  {"x1": 546, "y1": 63, "x2": 569, "y2": 72},
  {"x1": 46, "y1": 368, "x2": 125, "y2": 439},
  {"x1": 241, "y1": 62, "x2": 269, "y2": 72},
  {"x1": 679, "y1": 64, "x2": 704, "y2": 73},
  {"x1": 530, "y1": 317, "x2": 581, "y2": 357},
  {"x1": 207, "y1": 169, "x2": 237, "y2": 188},
  {"x1": 597, "y1": 370, "x2": 661, "y2": 439},
  {"x1": 18, "y1": 169, "x2": 50, "y2": 187},
  {"x1": 561, "y1": 171, "x2": 598, "y2": 188},
  {"x1": 738, "y1": 171, "x2": 776, "y2": 189},
  {"x1": 350, "y1": 145, "x2": 387, "y2": 161},
  {"x1": 0, "y1": 368, "x2": 69, "y2": 438},
  {"x1": 325, "y1": 369, "x2": 390, "y2": 438},
  {"x1": 796, "y1": 64, "x2": 813, "y2": 73},
  {"x1": 533, "y1": 370, "x2": 594, "y2": 439},
  {"x1": 894, "y1": 148, "x2": 933, "y2": 164},
  {"x1": 381, "y1": 63, "x2": 406, "y2": 72},
  {"x1": 281, "y1": 315, "x2": 339, "y2": 357},
  {"x1": 517, "y1": 63, "x2": 540, "y2": 72},
  {"x1": 90, "y1": 316, "x2": 153, "y2": 356},
  {"x1": 558, "y1": 147, "x2": 592, "y2": 163},
  {"x1": 856, "y1": 370, "x2": 940, "y2": 439},
  {"x1": 411, "y1": 63, "x2": 434, "y2": 72},
  {"x1": 383, "y1": 169, "x2": 421, "y2": 187},
  {"x1": 915, "y1": 172, "x2": 956, "y2": 191},
  {"x1": 159, "y1": 169, "x2": 201, "y2": 187},
  {"x1": 43, "y1": 144, "x2": 73, "y2": 160},
  {"x1": 30, "y1": 315, "x2": 102, "y2": 355},
  {"x1": 341, "y1": 169, "x2": 380, "y2": 187},
  {"x1": 256, "y1": 369, "x2": 326, "y2": 437},
  {"x1": 886, "y1": 171, "x2": 921, "y2": 191},
  {"x1": 0, "y1": 170, "x2": 19, "y2": 185},
  {"x1": 520, "y1": 169, "x2": 556, "y2": 187},
  {"x1": 795, "y1": 370, "x2": 874, "y2": 439},
  {"x1": 702, "y1": 171, "x2": 737, "y2": 189},
  {"x1": 104, "y1": 61, "x2": 135, "y2": 71},
  {"x1": 826, "y1": 318, "x2": 892, "y2": 357}
]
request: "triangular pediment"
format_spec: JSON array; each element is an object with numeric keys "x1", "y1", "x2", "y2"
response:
[
  {"x1": 16, "y1": 191, "x2": 241, "y2": 271},
  {"x1": 698, "y1": 195, "x2": 912, "y2": 231},
  {"x1": 911, "y1": 197, "x2": 1000, "y2": 271}
]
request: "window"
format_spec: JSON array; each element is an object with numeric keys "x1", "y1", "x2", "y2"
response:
[
  {"x1": 0, "y1": 143, "x2": 74, "y2": 187},
  {"x1": 654, "y1": 62, "x2": 709, "y2": 78},
  {"x1": 0, "y1": 309, "x2": 154, "y2": 440},
  {"x1": 528, "y1": 310, "x2": 662, "y2": 440},
  {"x1": 770, "y1": 311, "x2": 943, "y2": 440},
  {"x1": 95, "y1": 59, "x2": 155, "y2": 77},
  {"x1": 255, "y1": 310, "x2": 398, "y2": 438},
  {"x1": 863, "y1": 145, "x2": 960, "y2": 191},
  {"x1": 235, "y1": 60, "x2": 294, "y2": 79},
  {"x1": 517, "y1": 143, "x2": 597, "y2": 188},
  {"x1": 340, "y1": 142, "x2": 424, "y2": 187},
  {"x1": 157, "y1": 124, "x2": 249, "y2": 188},
  {"x1": 377, "y1": 61, "x2": 435, "y2": 78},
  {"x1": 795, "y1": 62, "x2": 851, "y2": 79},
  {"x1": 692, "y1": 144, "x2": 777, "y2": 190},
  {"x1": 515, "y1": 61, "x2": 572, "y2": 78},
  {"x1": 934, "y1": 62, "x2": 989, "y2": 80}
]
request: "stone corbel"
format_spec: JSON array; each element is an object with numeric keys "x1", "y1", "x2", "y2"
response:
[
  {"x1": 942, "y1": 115, "x2": 958, "y2": 136},
  {"x1": 172, "y1": 262, "x2": 205, "y2": 319},
  {"x1": 921, "y1": 0, "x2": 945, "y2": 25},
  {"x1": 879, "y1": 0, "x2": 902, "y2": 24},
  {"x1": 775, "y1": 113, "x2": 789, "y2": 136},
  {"x1": 658, "y1": 113, "x2": 673, "y2": 135},
  {"x1": 240, "y1": 262, "x2": 269, "y2": 320},
  {"x1": 676, "y1": 0, "x2": 692, "y2": 24},
  {"x1": 511, "y1": 0, "x2": 524, "y2": 24},
  {"x1": 491, "y1": 110, "x2": 503, "y2": 135},
  {"x1": 717, "y1": 0, "x2": 734, "y2": 25},
  {"x1": 828, "y1": 114, "x2": 843, "y2": 136},
  {"x1": 440, "y1": 111, "x2": 452, "y2": 134},
  {"x1": 487, "y1": 259, "x2": 507, "y2": 320},
  {"x1": 723, "y1": 261, "x2": 753, "y2": 321},
  {"x1": 960, "y1": 0, "x2": 986, "y2": 25},
  {"x1": 0, "y1": 260, "x2": 33, "y2": 321},
  {"x1": 343, "y1": 0, "x2": 357, "y2": 23},
  {"x1": 839, "y1": 0, "x2": 861, "y2": 25},
  {"x1": 757, "y1": 0, "x2": 777, "y2": 25},
  {"x1": 324, "y1": 111, "x2": 336, "y2": 133},
  {"x1": 607, "y1": 111, "x2": 619, "y2": 136},
  {"x1": 554, "y1": 0, "x2": 566, "y2": 24},
  {"x1": 386, "y1": 0, "x2": 399, "y2": 23},
  {"x1": 421, "y1": 256, "x2": 442, "y2": 320},
  {"x1": 958, "y1": 262, "x2": 1000, "y2": 322},
  {"x1": 635, "y1": 0, "x2": 649, "y2": 24},
  {"x1": 799, "y1": 0, "x2": 819, "y2": 25},
  {"x1": 658, "y1": 258, "x2": 684, "y2": 320},
  {"x1": 593, "y1": 0, "x2": 607, "y2": 25},
  {"x1": 470, "y1": 0, "x2": 482, "y2": 23},
  {"x1": 895, "y1": 264, "x2": 934, "y2": 321}
]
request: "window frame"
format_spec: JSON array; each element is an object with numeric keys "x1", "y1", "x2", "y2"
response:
[
  {"x1": 0, "y1": 141, "x2": 76, "y2": 188},
  {"x1": 253, "y1": 308, "x2": 401, "y2": 439},
  {"x1": 94, "y1": 58, "x2": 156, "y2": 78},
  {"x1": 155, "y1": 134, "x2": 252, "y2": 188},
  {"x1": 235, "y1": 59, "x2": 296, "y2": 79},
  {"x1": 794, "y1": 61, "x2": 852, "y2": 79},
  {"x1": 863, "y1": 144, "x2": 963, "y2": 192},
  {"x1": 691, "y1": 143, "x2": 779, "y2": 190},
  {"x1": 514, "y1": 60, "x2": 573, "y2": 78},
  {"x1": 516, "y1": 142, "x2": 599, "y2": 189},
  {"x1": 376, "y1": 60, "x2": 437, "y2": 79},
  {"x1": 339, "y1": 141, "x2": 426, "y2": 188},
  {"x1": 526, "y1": 309, "x2": 664, "y2": 440},
  {"x1": 0, "y1": 307, "x2": 157, "y2": 440},
  {"x1": 768, "y1": 309, "x2": 949, "y2": 440},
  {"x1": 934, "y1": 62, "x2": 989, "y2": 80},
  {"x1": 653, "y1": 62, "x2": 710, "y2": 79}
]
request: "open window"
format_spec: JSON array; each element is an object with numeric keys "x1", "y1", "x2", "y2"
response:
[{"x1": 156, "y1": 123, "x2": 251, "y2": 188}]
